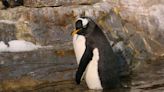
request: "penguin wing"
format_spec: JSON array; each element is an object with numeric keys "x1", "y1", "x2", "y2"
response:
[{"x1": 76, "y1": 44, "x2": 93, "y2": 84}]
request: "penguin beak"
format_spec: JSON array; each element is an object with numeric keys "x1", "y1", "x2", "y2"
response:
[{"x1": 71, "y1": 29, "x2": 80, "y2": 36}]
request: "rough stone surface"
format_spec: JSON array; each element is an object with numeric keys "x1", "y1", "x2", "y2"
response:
[
  {"x1": 0, "y1": 0, "x2": 164, "y2": 91},
  {"x1": 118, "y1": 0, "x2": 164, "y2": 56},
  {"x1": 0, "y1": 20, "x2": 17, "y2": 45},
  {"x1": 0, "y1": 2, "x2": 113, "y2": 46},
  {"x1": 0, "y1": 49, "x2": 76, "y2": 91},
  {"x1": 24, "y1": 0, "x2": 101, "y2": 7}
]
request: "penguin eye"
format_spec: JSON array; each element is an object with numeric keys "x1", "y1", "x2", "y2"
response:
[
  {"x1": 75, "y1": 20, "x2": 83, "y2": 30},
  {"x1": 76, "y1": 18, "x2": 89, "y2": 29}
]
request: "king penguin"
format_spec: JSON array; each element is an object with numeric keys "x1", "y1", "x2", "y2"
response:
[{"x1": 71, "y1": 17, "x2": 121, "y2": 89}]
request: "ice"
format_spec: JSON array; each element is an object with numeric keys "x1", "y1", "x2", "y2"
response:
[{"x1": 0, "y1": 40, "x2": 41, "y2": 52}]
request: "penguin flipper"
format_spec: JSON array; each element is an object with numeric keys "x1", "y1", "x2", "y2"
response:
[{"x1": 76, "y1": 45, "x2": 93, "y2": 84}]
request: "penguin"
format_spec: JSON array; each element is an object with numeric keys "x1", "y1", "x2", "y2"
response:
[
  {"x1": 71, "y1": 17, "x2": 121, "y2": 89},
  {"x1": 2, "y1": 0, "x2": 23, "y2": 9},
  {"x1": 2, "y1": 0, "x2": 10, "y2": 8}
]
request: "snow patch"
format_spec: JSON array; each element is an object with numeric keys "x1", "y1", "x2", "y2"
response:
[
  {"x1": 0, "y1": 40, "x2": 47, "y2": 52},
  {"x1": 0, "y1": 20, "x2": 16, "y2": 24}
]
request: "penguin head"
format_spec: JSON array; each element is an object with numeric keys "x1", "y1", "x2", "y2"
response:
[{"x1": 71, "y1": 17, "x2": 96, "y2": 36}]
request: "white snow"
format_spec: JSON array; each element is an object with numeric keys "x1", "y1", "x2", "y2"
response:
[
  {"x1": 0, "y1": 40, "x2": 42, "y2": 52},
  {"x1": 0, "y1": 20, "x2": 16, "y2": 24}
]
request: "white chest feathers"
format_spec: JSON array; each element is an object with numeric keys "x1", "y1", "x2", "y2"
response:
[
  {"x1": 73, "y1": 34, "x2": 86, "y2": 64},
  {"x1": 73, "y1": 35, "x2": 102, "y2": 89},
  {"x1": 85, "y1": 48, "x2": 103, "y2": 89}
]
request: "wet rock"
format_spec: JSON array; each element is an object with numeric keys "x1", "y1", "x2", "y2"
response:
[
  {"x1": 131, "y1": 57, "x2": 164, "y2": 92},
  {"x1": 0, "y1": 49, "x2": 76, "y2": 81},
  {"x1": 0, "y1": 48, "x2": 76, "y2": 91},
  {"x1": 1, "y1": 58, "x2": 164, "y2": 92}
]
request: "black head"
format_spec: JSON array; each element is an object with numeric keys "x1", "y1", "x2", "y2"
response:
[{"x1": 72, "y1": 17, "x2": 97, "y2": 36}]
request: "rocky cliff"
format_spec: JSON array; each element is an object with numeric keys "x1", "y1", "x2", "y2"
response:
[{"x1": 0, "y1": 0, "x2": 164, "y2": 91}]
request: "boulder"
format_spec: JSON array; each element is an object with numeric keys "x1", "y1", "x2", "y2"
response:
[
  {"x1": 24, "y1": 0, "x2": 101, "y2": 7},
  {"x1": 0, "y1": 0, "x2": 164, "y2": 91}
]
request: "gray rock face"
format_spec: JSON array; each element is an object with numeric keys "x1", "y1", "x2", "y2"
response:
[
  {"x1": 0, "y1": 1, "x2": 113, "y2": 46},
  {"x1": 0, "y1": 0, "x2": 164, "y2": 91},
  {"x1": 0, "y1": 20, "x2": 17, "y2": 46},
  {"x1": 0, "y1": 49, "x2": 76, "y2": 81},
  {"x1": 24, "y1": 0, "x2": 100, "y2": 7},
  {"x1": 118, "y1": 0, "x2": 164, "y2": 56}
]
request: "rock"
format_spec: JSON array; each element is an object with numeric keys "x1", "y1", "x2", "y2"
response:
[
  {"x1": 24, "y1": 0, "x2": 101, "y2": 7},
  {"x1": 0, "y1": 20, "x2": 17, "y2": 46},
  {"x1": 0, "y1": 2, "x2": 113, "y2": 46},
  {"x1": 0, "y1": 48, "x2": 76, "y2": 91},
  {"x1": 131, "y1": 57, "x2": 164, "y2": 92},
  {"x1": 0, "y1": 0, "x2": 164, "y2": 91},
  {"x1": 1, "y1": 0, "x2": 24, "y2": 9},
  {"x1": 118, "y1": 0, "x2": 164, "y2": 56}
]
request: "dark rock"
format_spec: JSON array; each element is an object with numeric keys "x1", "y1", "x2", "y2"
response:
[{"x1": 0, "y1": 20, "x2": 17, "y2": 46}]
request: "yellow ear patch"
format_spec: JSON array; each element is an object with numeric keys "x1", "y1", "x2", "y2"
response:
[{"x1": 71, "y1": 29, "x2": 80, "y2": 36}]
